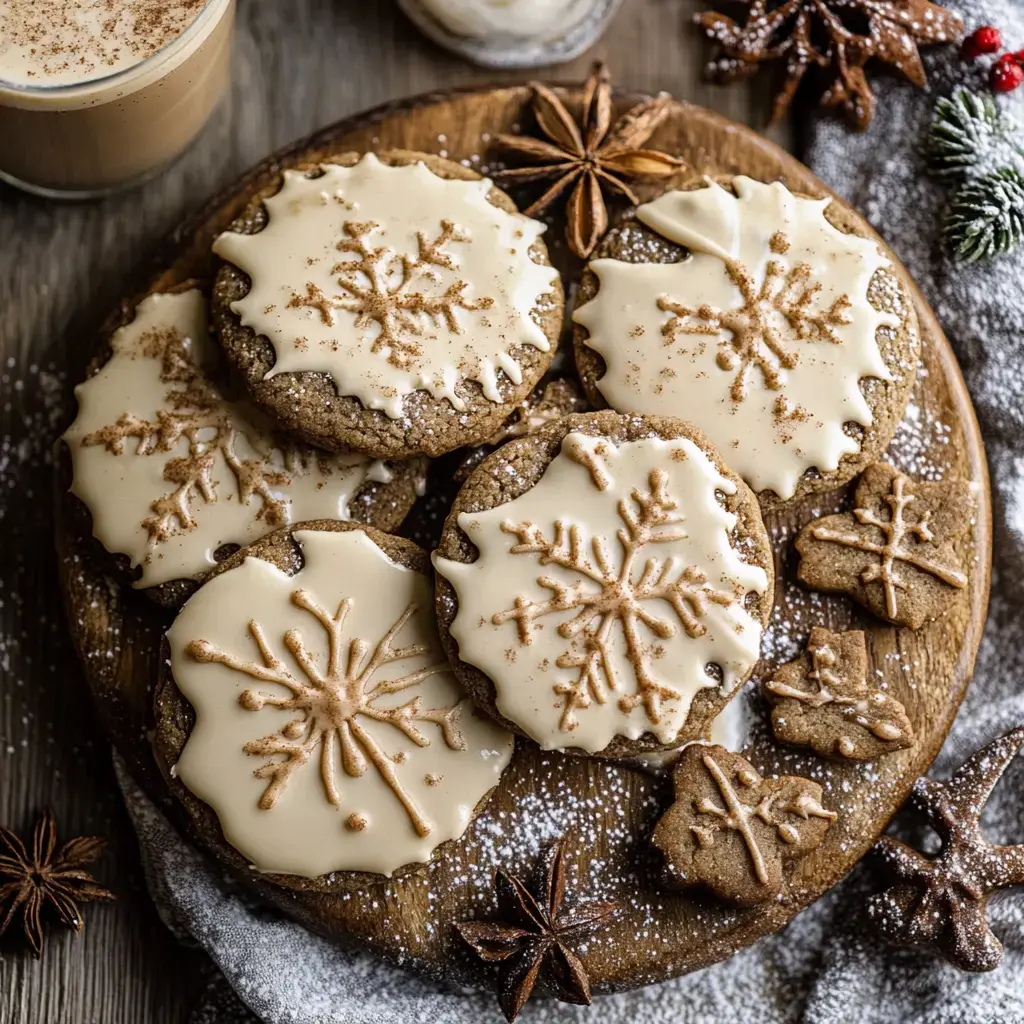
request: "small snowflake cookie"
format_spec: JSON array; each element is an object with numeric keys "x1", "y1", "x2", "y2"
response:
[
  {"x1": 572, "y1": 176, "x2": 921, "y2": 509},
  {"x1": 795, "y1": 463, "x2": 973, "y2": 629},
  {"x1": 651, "y1": 743, "x2": 836, "y2": 905},
  {"x1": 211, "y1": 150, "x2": 564, "y2": 460},
  {"x1": 60, "y1": 287, "x2": 422, "y2": 608},
  {"x1": 432, "y1": 411, "x2": 774, "y2": 758},
  {"x1": 154, "y1": 520, "x2": 514, "y2": 884}
]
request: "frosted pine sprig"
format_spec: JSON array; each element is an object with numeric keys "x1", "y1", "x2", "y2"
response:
[
  {"x1": 943, "y1": 167, "x2": 1024, "y2": 262},
  {"x1": 925, "y1": 88, "x2": 1004, "y2": 177}
]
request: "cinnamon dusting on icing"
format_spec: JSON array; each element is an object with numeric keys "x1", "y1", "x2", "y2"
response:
[
  {"x1": 658, "y1": 252, "x2": 852, "y2": 403},
  {"x1": 434, "y1": 432, "x2": 769, "y2": 753},
  {"x1": 572, "y1": 177, "x2": 900, "y2": 499},
  {"x1": 213, "y1": 155, "x2": 559, "y2": 419},
  {"x1": 62, "y1": 291, "x2": 388, "y2": 589},
  {"x1": 287, "y1": 219, "x2": 495, "y2": 370}
]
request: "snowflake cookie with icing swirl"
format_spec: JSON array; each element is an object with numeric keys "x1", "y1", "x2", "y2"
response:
[
  {"x1": 212, "y1": 151, "x2": 563, "y2": 460},
  {"x1": 433, "y1": 412, "x2": 774, "y2": 757},
  {"x1": 61, "y1": 289, "x2": 420, "y2": 605},
  {"x1": 160, "y1": 523, "x2": 513, "y2": 882},
  {"x1": 572, "y1": 176, "x2": 920, "y2": 506}
]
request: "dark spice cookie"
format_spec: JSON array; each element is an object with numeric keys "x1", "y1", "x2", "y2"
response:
[
  {"x1": 651, "y1": 743, "x2": 837, "y2": 905},
  {"x1": 795, "y1": 463, "x2": 973, "y2": 629},
  {"x1": 153, "y1": 519, "x2": 514, "y2": 890},
  {"x1": 432, "y1": 410, "x2": 775, "y2": 759},
  {"x1": 211, "y1": 149, "x2": 564, "y2": 460},
  {"x1": 60, "y1": 287, "x2": 423, "y2": 610},
  {"x1": 572, "y1": 175, "x2": 921, "y2": 512}
]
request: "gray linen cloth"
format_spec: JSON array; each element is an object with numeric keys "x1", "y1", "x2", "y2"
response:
[{"x1": 120, "y1": 2, "x2": 1024, "y2": 1017}]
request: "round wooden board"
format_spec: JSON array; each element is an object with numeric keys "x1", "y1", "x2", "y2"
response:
[{"x1": 56, "y1": 84, "x2": 992, "y2": 995}]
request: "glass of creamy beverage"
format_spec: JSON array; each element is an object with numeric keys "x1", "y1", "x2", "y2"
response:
[{"x1": 0, "y1": 0, "x2": 236, "y2": 198}]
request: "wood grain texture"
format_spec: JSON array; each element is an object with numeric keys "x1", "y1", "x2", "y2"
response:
[
  {"x1": 0, "y1": 0, "x2": 883, "y2": 1020},
  {"x1": 53, "y1": 80, "x2": 991, "y2": 999}
]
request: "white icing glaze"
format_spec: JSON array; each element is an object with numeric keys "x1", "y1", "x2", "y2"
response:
[
  {"x1": 418, "y1": 0, "x2": 589, "y2": 39},
  {"x1": 572, "y1": 176, "x2": 899, "y2": 500},
  {"x1": 629, "y1": 693, "x2": 753, "y2": 772},
  {"x1": 62, "y1": 291, "x2": 388, "y2": 589},
  {"x1": 434, "y1": 432, "x2": 769, "y2": 753},
  {"x1": 167, "y1": 529, "x2": 514, "y2": 878},
  {"x1": 213, "y1": 154, "x2": 559, "y2": 419}
]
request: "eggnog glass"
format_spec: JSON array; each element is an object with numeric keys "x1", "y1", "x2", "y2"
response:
[{"x1": 0, "y1": 0, "x2": 235, "y2": 198}]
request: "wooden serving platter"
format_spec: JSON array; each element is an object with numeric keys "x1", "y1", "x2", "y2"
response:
[{"x1": 56, "y1": 84, "x2": 992, "y2": 994}]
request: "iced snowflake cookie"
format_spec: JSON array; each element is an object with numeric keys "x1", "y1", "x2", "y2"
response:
[
  {"x1": 61, "y1": 288, "x2": 422, "y2": 609},
  {"x1": 211, "y1": 150, "x2": 563, "y2": 460},
  {"x1": 572, "y1": 176, "x2": 920, "y2": 509},
  {"x1": 796, "y1": 463, "x2": 973, "y2": 629},
  {"x1": 432, "y1": 411, "x2": 774, "y2": 758},
  {"x1": 153, "y1": 521, "x2": 514, "y2": 884}
]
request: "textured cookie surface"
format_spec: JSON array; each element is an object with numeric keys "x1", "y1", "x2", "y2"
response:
[
  {"x1": 795, "y1": 463, "x2": 973, "y2": 629},
  {"x1": 154, "y1": 521, "x2": 513, "y2": 885},
  {"x1": 433, "y1": 410, "x2": 774, "y2": 757},
  {"x1": 572, "y1": 176, "x2": 920, "y2": 509},
  {"x1": 764, "y1": 627, "x2": 915, "y2": 760},
  {"x1": 651, "y1": 743, "x2": 837, "y2": 905},
  {"x1": 61, "y1": 288, "x2": 421, "y2": 606},
  {"x1": 212, "y1": 150, "x2": 563, "y2": 459}
]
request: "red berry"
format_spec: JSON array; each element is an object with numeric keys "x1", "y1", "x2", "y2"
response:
[
  {"x1": 991, "y1": 54, "x2": 1024, "y2": 92},
  {"x1": 962, "y1": 25, "x2": 1003, "y2": 58}
]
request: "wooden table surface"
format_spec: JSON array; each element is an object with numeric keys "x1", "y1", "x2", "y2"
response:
[{"x1": 0, "y1": 2, "x2": 787, "y2": 1021}]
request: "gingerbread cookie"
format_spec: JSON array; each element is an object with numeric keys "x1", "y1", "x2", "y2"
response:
[
  {"x1": 212, "y1": 150, "x2": 563, "y2": 460},
  {"x1": 651, "y1": 744, "x2": 837, "y2": 905},
  {"x1": 454, "y1": 376, "x2": 589, "y2": 481},
  {"x1": 795, "y1": 463, "x2": 973, "y2": 628},
  {"x1": 432, "y1": 411, "x2": 774, "y2": 758},
  {"x1": 572, "y1": 176, "x2": 920, "y2": 509},
  {"x1": 154, "y1": 521, "x2": 514, "y2": 883},
  {"x1": 61, "y1": 288, "x2": 422, "y2": 607},
  {"x1": 764, "y1": 627, "x2": 915, "y2": 760}
]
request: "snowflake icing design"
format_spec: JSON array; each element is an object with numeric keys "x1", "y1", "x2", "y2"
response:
[
  {"x1": 82, "y1": 327, "x2": 323, "y2": 551},
  {"x1": 186, "y1": 591, "x2": 465, "y2": 836},
  {"x1": 658, "y1": 234, "x2": 853, "y2": 402},
  {"x1": 288, "y1": 219, "x2": 495, "y2": 370},
  {"x1": 492, "y1": 442, "x2": 740, "y2": 734}
]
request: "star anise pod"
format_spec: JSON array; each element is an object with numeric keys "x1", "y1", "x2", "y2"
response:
[
  {"x1": 494, "y1": 62, "x2": 685, "y2": 258},
  {"x1": 695, "y1": 0, "x2": 964, "y2": 130},
  {"x1": 455, "y1": 836, "x2": 619, "y2": 1021},
  {"x1": 0, "y1": 809, "x2": 115, "y2": 958}
]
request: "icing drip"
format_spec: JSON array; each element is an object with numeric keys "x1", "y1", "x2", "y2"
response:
[
  {"x1": 167, "y1": 529, "x2": 514, "y2": 878},
  {"x1": 62, "y1": 291, "x2": 380, "y2": 588},
  {"x1": 572, "y1": 176, "x2": 900, "y2": 500},
  {"x1": 434, "y1": 433, "x2": 769, "y2": 753},
  {"x1": 213, "y1": 154, "x2": 559, "y2": 419}
]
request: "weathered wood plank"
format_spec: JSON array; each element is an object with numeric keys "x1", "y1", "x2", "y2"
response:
[{"x1": 1, "y1": 1, "x2": 787, "y2": 1021}]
